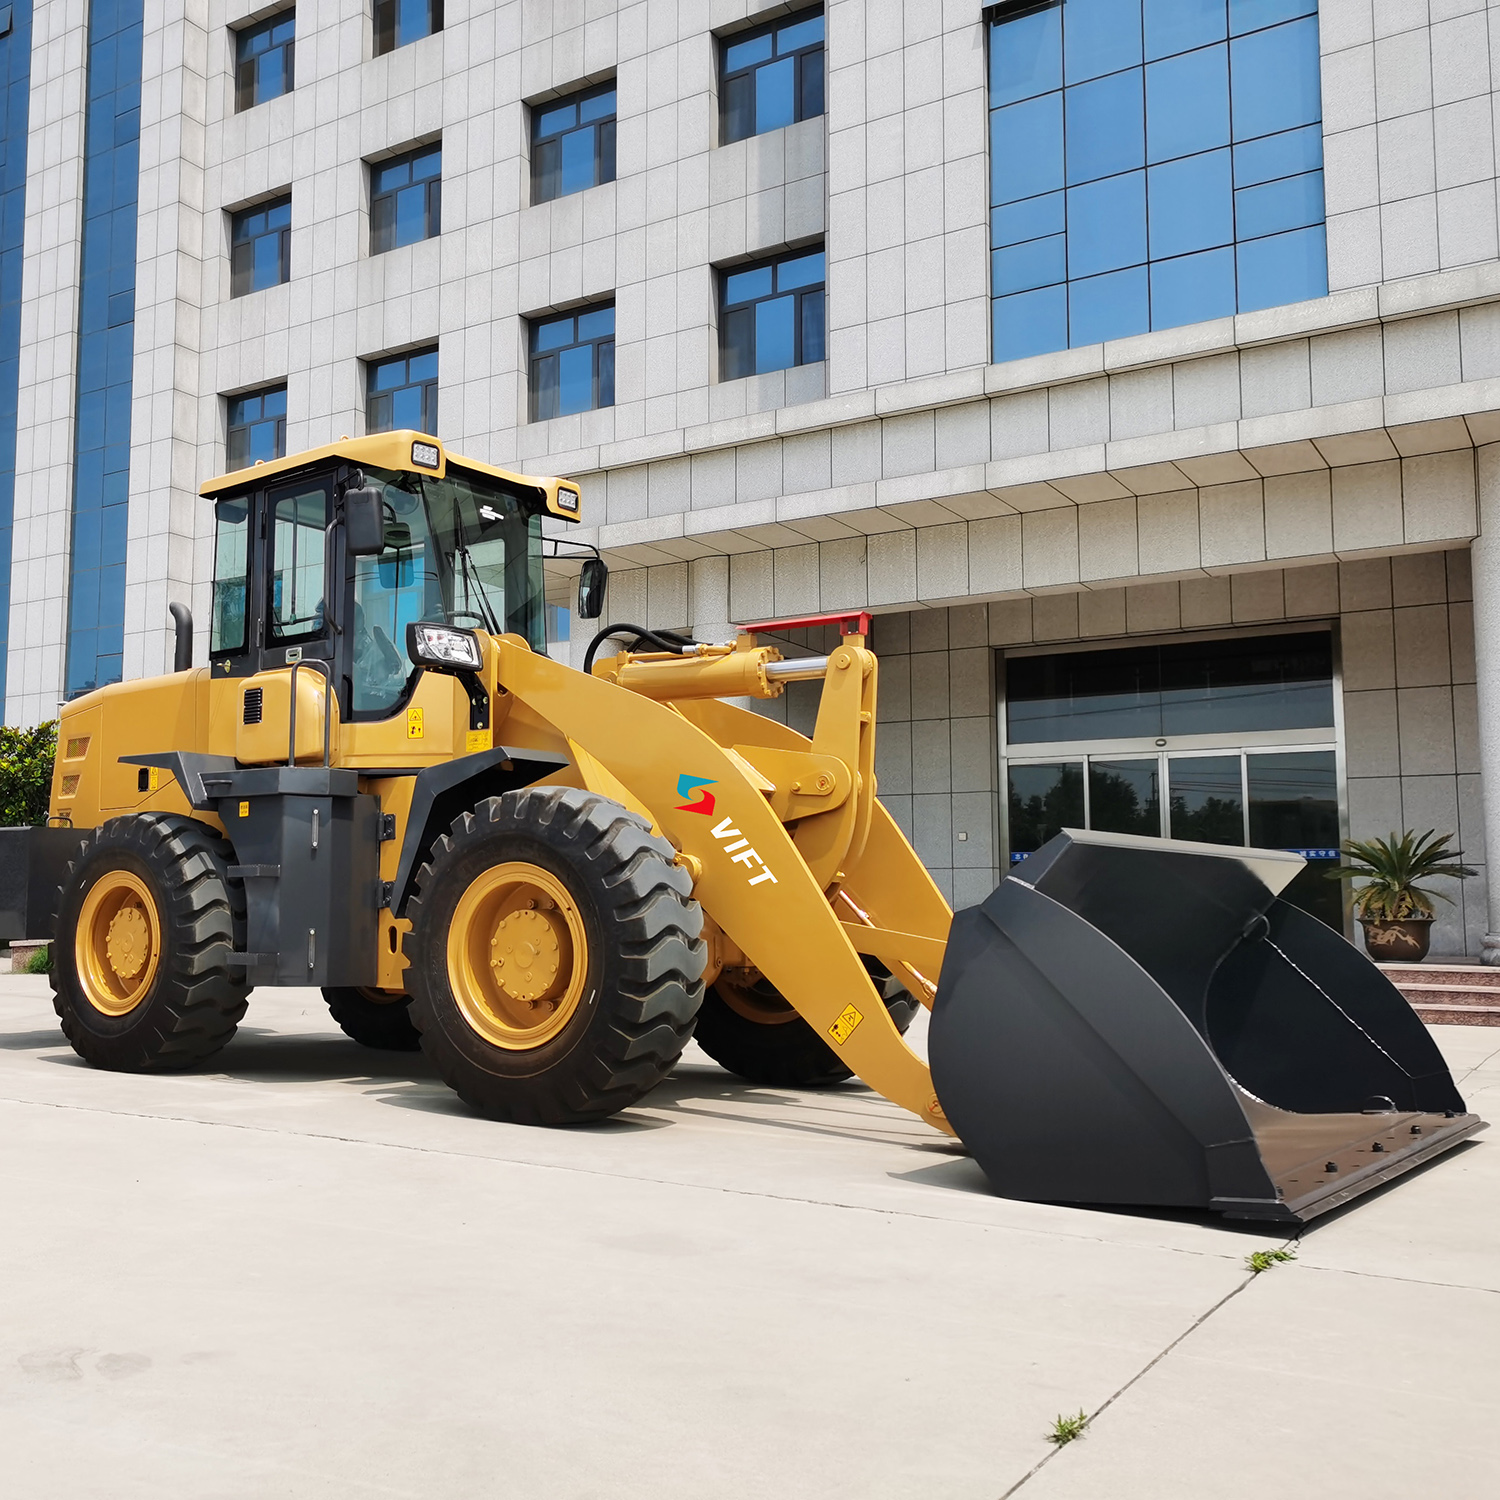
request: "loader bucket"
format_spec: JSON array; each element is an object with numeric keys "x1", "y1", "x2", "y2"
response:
[{"x1": 928, "y1": 830, "x2": 1485, "y2": 1224}]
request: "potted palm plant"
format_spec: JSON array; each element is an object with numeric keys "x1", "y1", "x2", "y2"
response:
[{"x1": 1328, "y1": 830, "x2": 1476, "y2": 962}]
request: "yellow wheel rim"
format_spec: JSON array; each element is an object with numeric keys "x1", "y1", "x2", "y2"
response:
[
  {"x1": 447, "y1": 862, "x2": 588, "y2": 1050},
  {"x1": 75, "y1": 869, "x2": 162, "y2": 1016}
]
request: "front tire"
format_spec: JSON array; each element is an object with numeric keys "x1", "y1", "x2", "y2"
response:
[
  {"x1": 323, "y1": 988, "x2": 421, "y2": 1052},
  {"x1": 51, "y1": 814, "x2": 249, "y2": 1071},
  {"x1": 403, "y1": 787, "x2": 705, "y2": 1125}
]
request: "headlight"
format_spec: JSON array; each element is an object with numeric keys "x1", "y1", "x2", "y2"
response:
[
  {"x1": 411, "y1": 440, "x2": 441, "y2": 470},
  {"x1": 407, "y1": 621, "x2": 483, "y2": 671}
]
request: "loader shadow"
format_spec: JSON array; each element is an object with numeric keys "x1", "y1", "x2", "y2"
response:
[{"x1": 0, "y1": 1028, "x2": 73, "y2": 1052}]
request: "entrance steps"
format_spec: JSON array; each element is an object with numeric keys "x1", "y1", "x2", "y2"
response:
[{"x1": 1378, "y1": 962, "x2": 1500, "y2": 1028}]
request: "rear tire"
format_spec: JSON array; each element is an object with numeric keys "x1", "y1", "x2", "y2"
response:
[
  {"x1": 403, "y1": 786, "x2": 705, "y2": 1124},
  {"x1": 694, "y1": 960, "x2": 919, "y2": 1089},
  {"x1": 323, "y1": 988, "x2": 421, "y2": 1052},
  {"x1": 51, "y1": 814, "x2": 249, "y2": 1072}
]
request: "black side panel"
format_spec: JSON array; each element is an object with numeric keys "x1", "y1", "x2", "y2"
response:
[
  {"x1": 220, "y1": 791, "x2": 380, "y2": 987},
  {"x1": 0, "y1": 826, "x2": 87, "y2": 941},
  {"x1": 1206, "y1": 900, "x2": 1466, "y2": 1114},
  {"x1": 389, "y1": 746, "x2": 572, "y2": 914},
  {"x1": 930, "y1": 879, "x2": 1274, "y2": 1211}
]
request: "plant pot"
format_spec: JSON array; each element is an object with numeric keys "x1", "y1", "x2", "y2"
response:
[{"x1": 1360, "y1": 917, "x2": 1433, "y2": 963}]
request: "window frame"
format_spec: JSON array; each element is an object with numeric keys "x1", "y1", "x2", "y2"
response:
[
  {"x1": 234, "y1": 8, "x2": 295, "y2": 113},
  {"x1": 373, "y1": 0, "x2": 442, "y2": 57},
  {"x1": 366, "y1": 346, "x2": 440, "y2": 436},
  {"x1": 229, "y1": 194, "x2": 293, "y2": 298},
  {"x1": 530, "y1": 80, "x2": 617, "y2": 206},
  {"x1": 719, "y1": 6, "x2": 825, "y2": 146},
  {"x1": 528, "y1": 302, "x2": 616, "y2": 422},
  {"x1": 718, "y1": 246, "x2": 826, "y2": 382},
  {"x1": 225, "y1": 384, "x2": 288, "y2": 472},
  {"x1": 369, "y1": 142, "x2": 442, "y2": 255},
  {"x1": 265, "y1": 477, "x2": 333, "y2": 648}
]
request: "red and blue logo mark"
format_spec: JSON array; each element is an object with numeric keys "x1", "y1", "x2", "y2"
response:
[{"x1": 676, "y1": 774, "x2": 717, "y2": 816}]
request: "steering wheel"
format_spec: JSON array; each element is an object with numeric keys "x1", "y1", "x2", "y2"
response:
[{"x1": 447, "y1": 610, "x2": 490, "y2": 628}]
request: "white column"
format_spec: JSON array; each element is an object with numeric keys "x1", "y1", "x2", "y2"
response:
[{"x1": 1471, "y1": 445, "x2": 1500, "y2": 962}]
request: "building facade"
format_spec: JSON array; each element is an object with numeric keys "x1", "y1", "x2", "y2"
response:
[{"x1": 7, "y1": 0, "x2": 1500, "y2": 960}]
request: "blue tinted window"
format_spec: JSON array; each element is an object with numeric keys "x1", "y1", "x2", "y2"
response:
[
  {"x1": 1233, "y1": 122, "x2": 1321, "y2": 186},
  {"x1": 235, "y1": 10, "x2": 294, "y2": 111},
  {"x1": 1151, "y1": 246, "x2": 1236, "y2": 326},
  {"x1": 371, "y1": 144, "x2": 441, "y2": 253},
  {"x1": 226, "y1": 384, "x2": 287, "y2": 470},
  {"x1": 1237, "y1": 223, "x2": 1327, "y2": 311},
  {"x1": 1063, "y1": 0, "x2": 1141, "y2": 83},
  {"x1": 1068, "y1": 172, "x2": 1146, "y2": 278},
  {"x1": 230, "y1": 195, "x2": 291, "y2": 295},
  {"x1": 991, "y1": 93, "x2": 1063, "y2": 204},
  {"x1": 67, "y1": 0, "x2": 143, "y2": 699},
  {"x1": 993, "y1": 235, "x2": 1066, "y2": 296},
  {"x1": 1070, "y1": 266, "x2": 1149, "y2": 346},
  {"x1": 1148, "y1": 149, "x2": 1233, "y2": 259},
  {"x1": 367, "y1": 347, "x2": 439, "y2": 434},
  {"x1": 994, "y1": 285, "x2": 1068, "y2": 364},
  {"x1": 993, "y1": 192, "x2": 1065, "y2": 249},
  {"x1": 529, "y1": 303, "x2": 615, "y2": 421},
  {"x1": 374, "y1": 0, "x2": 440, "y2": 55},
  {"x1": 1146, "y1": 44, "x2": 1228, "y2": 163},
  {"x1": 722, "y1": 8, "x2": 824, "y2": 145},
  {"x1": 1235, "y1": 169, "x2": 1324, "y2": 239},
  {"x1": 532, "y1": 82, "x2": 615, "y2": 205},
  {"x1": 720, "y1": 246, "x2": 825, "y2": 379},
  {"x1": 1145, "y1": 0, "x2": 1226, "y2": 61},
  {"x1": 1066, "y1": 71, "x2": 1144, "y2": 184},
  {"x1": 1230, "y1": 0, "x2": 1316, "y2": 36},
  {"x1": 1230, "y1": 17, "x2": 1320, "y2": 139},
  {"x1": 989, "y1": 4, "x2": 1326, "y2": 361},
  {"x1": 990, "y1": 3, "x2": 1061, "y2": 106}
]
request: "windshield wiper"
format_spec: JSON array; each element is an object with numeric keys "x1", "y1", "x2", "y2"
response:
[{"x1": 446, "y1": 496, "x2": 501, "y2": 634}]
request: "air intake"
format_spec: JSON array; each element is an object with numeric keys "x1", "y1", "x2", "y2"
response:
[{"x1": 242, "y1": 687, "x2": 263, "y2": 725}]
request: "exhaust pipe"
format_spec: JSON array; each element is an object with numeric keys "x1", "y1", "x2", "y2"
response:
[{"x1": 169, "y1": 603, "x2": 193, "y2": 673}]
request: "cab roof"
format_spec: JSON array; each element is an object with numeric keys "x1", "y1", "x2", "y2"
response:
[{"x1": 198, "y1": 430, "x2": 582, "y2": 523}]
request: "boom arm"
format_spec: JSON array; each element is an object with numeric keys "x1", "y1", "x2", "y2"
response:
[{"x1": 491, "y1": 632, "x2": 954, "y2": 1132}]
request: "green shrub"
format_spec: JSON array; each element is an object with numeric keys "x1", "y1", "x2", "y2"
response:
[
  {"x1": 22, "y1": 945, "x2": 51, "y2": 975},
  {"x1": 0, "y1": 722, "x2": 59, "y2": 827}
]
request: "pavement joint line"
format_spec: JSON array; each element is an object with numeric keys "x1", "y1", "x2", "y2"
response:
[
  {"x1": 0, "y1": 1092, "x2": 1255, "y2": 1265},
  {"x1": 1289, "y1": 1259, "x2": 1500, "y2": 1298},
  {"x1": 993, "y1": 1263, "x2": 1271, "y2": 1500}
]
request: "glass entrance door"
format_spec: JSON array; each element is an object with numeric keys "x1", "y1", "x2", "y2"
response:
[{"x1": 1006, "y1": 747, "x2": 1341, "y2": 927}]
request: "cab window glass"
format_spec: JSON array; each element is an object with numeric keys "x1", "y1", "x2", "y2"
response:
[
  {"x1": 210, "y1": 497, "x2": 250, "y2": 653},
  {"x1": 351, "y1": 480, "x2": 438, "y2": 715},
  {"x1": 269, "y1": 485, "x2": 328, "y2": 641}
]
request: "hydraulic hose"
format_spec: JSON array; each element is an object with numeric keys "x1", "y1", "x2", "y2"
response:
[{"x1": 581, "y1": 623, "x2": 698, "y2": 675}]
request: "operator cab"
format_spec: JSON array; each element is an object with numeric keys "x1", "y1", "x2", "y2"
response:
[{"x1": 200, "y1": 432, "x2": 583, "y2": 724}]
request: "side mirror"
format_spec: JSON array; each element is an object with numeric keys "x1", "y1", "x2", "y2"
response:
[
  {"x1": 578, "y1": 557, "x2": 609, "y2": 620},
  {"x1": 344, "y1": 485, "x2": 385, "y2": 557}
]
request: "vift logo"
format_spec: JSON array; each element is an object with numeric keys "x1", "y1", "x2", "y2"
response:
[
  {"x1": 710, "y1": 816, "x2": 778, "y2": 887},
  {"x1": 676, "y1": 774, "x2": 717, "y2": 816}
]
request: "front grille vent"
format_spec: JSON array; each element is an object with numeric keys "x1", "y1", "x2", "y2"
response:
[{"x1": 243, "y1": 687, "x2": 264, "y2": 725}]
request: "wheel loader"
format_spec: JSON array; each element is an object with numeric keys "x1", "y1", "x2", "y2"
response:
[{"x1": 0, "y1": 432, "x2": 1484, "y2": 1223}]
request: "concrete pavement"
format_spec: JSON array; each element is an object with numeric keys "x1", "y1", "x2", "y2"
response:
[{"x1": 0, "y1": 974, "x2": 1495, "y2": 1499}]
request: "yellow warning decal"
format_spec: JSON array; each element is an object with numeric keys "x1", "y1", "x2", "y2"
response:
[
  {"x1": 407, "y1": 708, "x2": 425, "y2": 740},
  {"x1": 147, "y1": 767, "x2": 161, "y2": 792},
  {"x1": 465, "y1": 728, "x2": 492, "y2": 754},
  {"x1": 238, "y1": 801, "x2": 250, "y2": 818},
  {"x1": 828, "y1": 1004, "x2": 863, "y2": 1046}
]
